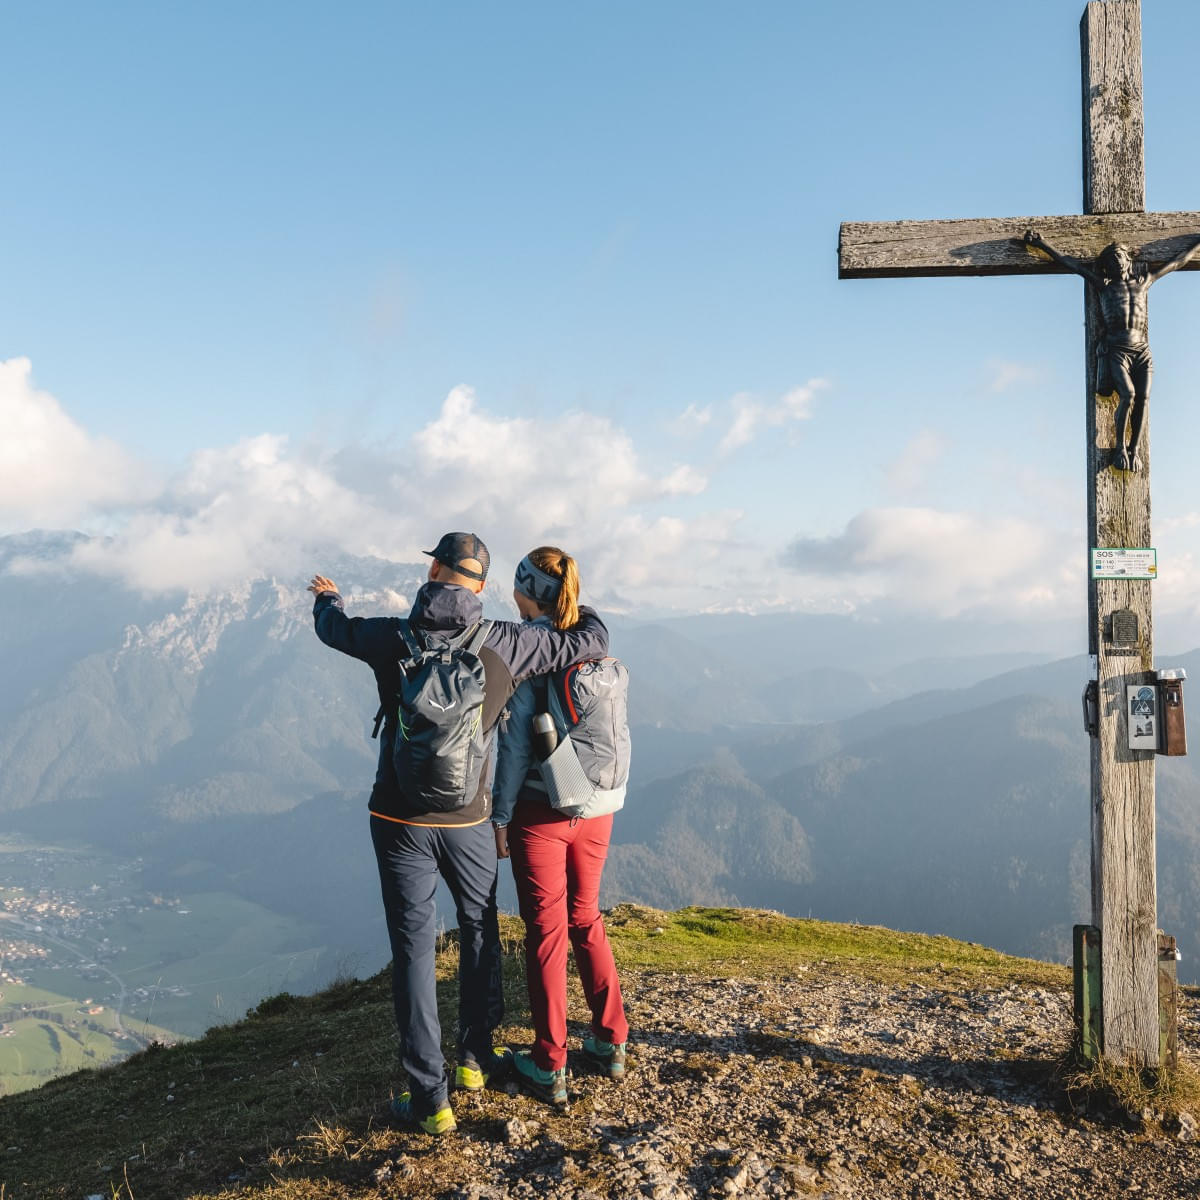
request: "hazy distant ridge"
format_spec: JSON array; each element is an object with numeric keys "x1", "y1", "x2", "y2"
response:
[{"x1": 4, "y1": 531, "x2": 1200, "y2": 987}]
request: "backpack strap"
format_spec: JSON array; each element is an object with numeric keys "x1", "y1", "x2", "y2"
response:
[
  {"x1": 451, "y1": 619, "x2": 492, "y2": 657},
  {"x1": 463, "y1": 619, "x2": 493, "y2": 657},
  {"x1": 377, "y1": 620, "x2": 423, "y2": 739},
  {"x1": 559, "y1": 663, "x2": 584, "y2": 725},
  {"x1": 396, "y1": 619, "x2": 422, "y2": 662},
  {"x1": 434, "y1": 619, "x2": 488, "y2": 661},
  {"x1": 396, "y1": 619, "x2": 489, "y2": 666}
]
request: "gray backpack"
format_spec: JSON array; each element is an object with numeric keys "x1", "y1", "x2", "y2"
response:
[
  {"x1": 391, "y1": 619, "x2": 493, "y2": 812},
  {"x1": 537, "y1": 658, "x2": 630, "y2": 820}
]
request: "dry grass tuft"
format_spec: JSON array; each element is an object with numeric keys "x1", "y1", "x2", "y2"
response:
[
  {"x1": 295, "y1": 1121, "x2": 355, "y2": 1161},
  {"x1": 1060, "y1": 1052, "x2": 1200, "y2": 1127}
]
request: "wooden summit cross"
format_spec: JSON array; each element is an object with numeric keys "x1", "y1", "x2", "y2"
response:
[{"x1": 839, "y1": 0, "x2": 1200, "y2": 1066}]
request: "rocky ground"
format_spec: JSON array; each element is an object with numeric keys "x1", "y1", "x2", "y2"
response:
[{"x1": 370, "y1": 967, "x2": 1200, "y2": 1200}]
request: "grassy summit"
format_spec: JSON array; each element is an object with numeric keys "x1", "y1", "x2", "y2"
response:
[
  {"x1": 0, "y1": 907, "x2": 1069, "y2": 1199},
  {"x1": 603, "y1": 906, "x2": 1066, "y2": 985}
]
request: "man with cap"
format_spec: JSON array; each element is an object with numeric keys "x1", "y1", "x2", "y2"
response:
[{"x1": 307, "y1": 532, "x2": 609, "y2": 1135}]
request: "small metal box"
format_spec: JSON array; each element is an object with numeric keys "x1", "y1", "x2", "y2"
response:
[{"x1": 1157, "y1": 668, "x2": 1187, "y2": 756}]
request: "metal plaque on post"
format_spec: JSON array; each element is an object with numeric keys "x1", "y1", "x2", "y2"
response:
[{"x1": 1107, "y1": 608, "x2": 1140, "y2": 655}]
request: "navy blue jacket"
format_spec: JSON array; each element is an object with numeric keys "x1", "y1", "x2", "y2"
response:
[{"x1": 313, "y1": 581, "x2": 609, "y2": 825}]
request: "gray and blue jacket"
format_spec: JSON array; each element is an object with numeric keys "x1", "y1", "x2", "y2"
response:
[
  {"x1": 491, "y1": 615, "x2": 554, "y2": 826},
  {"x1": 313, "y1": 582, "x2": 608, "y2": 826}
]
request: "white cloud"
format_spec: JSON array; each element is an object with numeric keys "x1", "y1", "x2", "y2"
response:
[
  {"x1": 718, "y1": 380, "x2": 826, "y2": 454},
  {"x1": 380, "y1": 588, "x2": 410, "y2": 611},
  {"x1": 720, "y1": 392, "x2": 760, "y2": 454},
  {"x1": 397, "y1": 386, "x2": 724, "y2": 601},
  {"x1": 1, "y1": 376, "x2": 725, "y2": 602},
  {"x1": 885, "y1": 429, "x2": 948, "y2": 493},
  {"x1": 1157, "y1": 513, "x2": 1200, "y2": 535},
  {"x1": 0, "y1": 357, "x2": 153, "y2": 525},
  {"x1": 405, "y1": 385, "x2": 703, "y2": 533},
  {"x1": 1150, "y1": 513, "x2": 1200, "y2": 627},
  {"x1": 658, "y1": 465, "x2": 708, "y2": 496},
  {"x1": 784, "y1": 506, "x2": 1078, "y2": 617},
  {"x1": 582, "y1": 508, "x2": 747, "y2": 612},
  {"x1": 670, "y1": 403, "x2": 714, "y2": 436},
  {"x1": 69, "y1": 433, "x2": 400, "y2": 593},
  {"x1": 987, "y1": 359, "x2": 1045, "y2": 394}
]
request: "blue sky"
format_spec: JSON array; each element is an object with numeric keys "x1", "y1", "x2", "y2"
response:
[{"x1": 4, "y1": 0, "x2": 1200, "y2": 639}]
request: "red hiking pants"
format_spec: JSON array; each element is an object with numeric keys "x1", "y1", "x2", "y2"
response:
[{"x1": 509, "y1": 798, "x2": 629, "y2": 1071}]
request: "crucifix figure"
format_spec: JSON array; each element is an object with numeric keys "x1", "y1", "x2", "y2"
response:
[
  {"x1": 1024, "y1": 229, "x2": 1200, "y2": 470},
  {"x1": 839, "y1": 0, "x2": 1200, "y2": 1066}
]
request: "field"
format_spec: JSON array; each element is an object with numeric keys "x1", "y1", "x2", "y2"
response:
[
  {"x1": 18, "y1": 892, "x2": 333, "y2": 1038},
  {"x1": 89, "y1": 891, "x2": 329, "y2": 1035},
  {"x1": 0, "y1": 837, "x2": 352, "y2": 1092},
  {"x1": 0, "y1": 981, "x2": 180, "y2": 1095}
]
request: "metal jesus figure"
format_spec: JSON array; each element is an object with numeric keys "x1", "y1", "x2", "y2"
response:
[{"x1": 1024, "y1": 229, "x2": 1200, "y2": 471}]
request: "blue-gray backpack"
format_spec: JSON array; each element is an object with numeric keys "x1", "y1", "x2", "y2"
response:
[
  {"x1": 537, "y1": 657, "x2": 631, "y2": 820},
  {"x1": 390, "y1": 619, "x2": 493, "y2": 812}
]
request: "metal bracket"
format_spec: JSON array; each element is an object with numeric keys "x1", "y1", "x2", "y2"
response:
[{"x1": 1082, "y1": 680, "x2": 1099, "y2": 737}]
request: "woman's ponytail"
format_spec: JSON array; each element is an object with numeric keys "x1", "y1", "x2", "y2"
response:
[
  {"x1": 553, "y1": 553, "x2": 580, "y2": 630},
  {"x1": 528, "y1": 546, "x2": 581, "y2": 630}
]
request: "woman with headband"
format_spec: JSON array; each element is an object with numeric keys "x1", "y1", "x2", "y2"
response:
[{"x1": 492, "y1": 546, "x2": 629, "y2": 1108}]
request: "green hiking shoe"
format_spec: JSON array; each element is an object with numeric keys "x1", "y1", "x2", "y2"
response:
[
  {"x1": 455, "y1": 1046, "x2": 514, "y2": 1091},
  {"x1": 581, "y1": 1035, "x2": 627, "y2": 1079},
  {"x1": 389, "y1": 1091, "x2": 457, "y2": 1136},
  {"x1": 513, "y1": 1049, "x2": 568, "y2": 1108}
]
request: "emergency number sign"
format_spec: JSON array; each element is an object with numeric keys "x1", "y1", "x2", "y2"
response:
[{"x1": 1091, "y1": 548, "x2": 1157, "y2": 580}]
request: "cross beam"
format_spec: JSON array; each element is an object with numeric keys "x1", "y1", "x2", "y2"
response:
[
  {"x1": 839, "y1": 212, "x2": 1200, "y2": 279},
  {"x1": 838, "y1": 0, "x2": 1194, "y2": 1065}
]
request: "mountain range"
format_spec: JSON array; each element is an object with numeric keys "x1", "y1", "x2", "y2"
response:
[{"x1": 2, "y1": 530, "x2": 1198, "y2": 995}]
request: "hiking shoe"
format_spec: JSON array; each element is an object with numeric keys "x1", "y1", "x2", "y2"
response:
[
  {"x1": 513, "y1": 1050, "x2": 568, "y2": 1108},
  {"x1": 582, "y1": 1036, "x2": 627, "y2": 1079},
  {"x1": 389, "y1": 1091, "x2": 456, "y2": 1136},
  {"x1": 455, "y1": 1046, "x2": 514, "y2": 1091}
]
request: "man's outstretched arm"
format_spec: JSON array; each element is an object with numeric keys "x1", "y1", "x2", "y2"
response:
[
  {"x1": 1148, "y1": 236, "x2": 1200, "y2": 284},
  {"x1": 308, "y1": 574, "x2": 400, "y2": 664},
  {"x1": 1024, "y1": 229, "x2": 1102, "y2": 288}
]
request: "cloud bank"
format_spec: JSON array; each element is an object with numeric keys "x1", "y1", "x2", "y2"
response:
[
  {"x1": 783, "y1": 507, "x2": 1077, "y2": 618},
  {"x1": 3, "y1": 358, "x2": 1148, "y2": 625},
  {"x1": 1, "y1": 364, "x2": 744, "y2": 607}
]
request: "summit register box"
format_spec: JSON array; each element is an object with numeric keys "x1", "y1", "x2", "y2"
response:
[
  {"x1": 1127, "y1": 670, "x2": 1187, "y2": 755},
  {"x1": 1157, "y1": 669, "x2": 1187, "y2": 757}
]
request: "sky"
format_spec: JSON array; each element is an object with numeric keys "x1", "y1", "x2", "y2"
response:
[{"x1": 4, "y1": 0, "x2": 1200, "y2": 644}]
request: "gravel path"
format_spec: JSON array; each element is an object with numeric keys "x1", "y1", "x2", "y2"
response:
[{"x1": 372, "y1": 967, "x2": 1200, "y2": 1199}]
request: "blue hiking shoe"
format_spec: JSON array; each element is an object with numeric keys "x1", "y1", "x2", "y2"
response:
[
  {"x1": 582, "y1": 1035, "x2": 627, "y2": 1079},
  {"x1": 455, "y1": 1046, "x2": 514, "y2": 1091},
  {"x1": 389, "y1": 1091, "x2": 456, "y2": 1136},
  {"x1": 513, "y1": 1050, "x2": 568, "y2": 1108}
]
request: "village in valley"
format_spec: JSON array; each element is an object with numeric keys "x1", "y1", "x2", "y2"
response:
[
  {"x1": 0, "y1": 835, "x2": 329, "y2": 1093},
  {"x1": 0, "y1": 840, "x2": 195, "y2": 1091}
]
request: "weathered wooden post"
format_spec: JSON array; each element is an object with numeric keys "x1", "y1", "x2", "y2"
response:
[
  {"x1": 837, "y1": 0, "x2": 1200, "y2": 1065},
  {"x1": 1079, "y1": 0, "x2": 1158, "y2": 1068}
]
